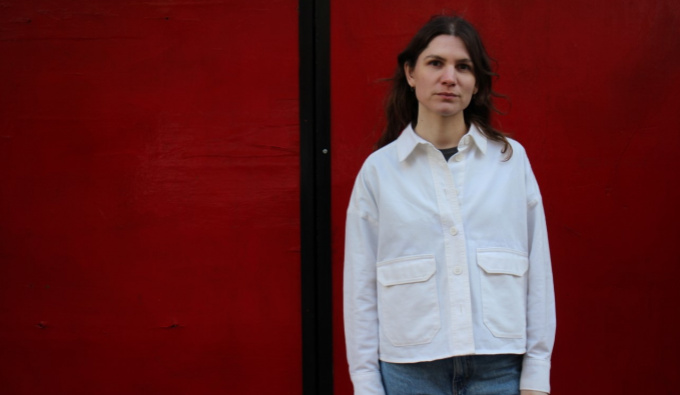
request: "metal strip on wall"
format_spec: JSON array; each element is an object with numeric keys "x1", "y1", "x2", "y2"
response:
[{"x1": 299, "y1": 0, "x2": 332, "y2": 393}]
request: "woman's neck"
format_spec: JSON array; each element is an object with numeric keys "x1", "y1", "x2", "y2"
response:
[{"x1": 414, "y1": 110, "x2": 468, "y2": 149}]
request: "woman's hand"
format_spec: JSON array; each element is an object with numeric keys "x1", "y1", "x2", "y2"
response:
[{"x1": 520, "y1": 391, "x2": 548, "y2": 395}]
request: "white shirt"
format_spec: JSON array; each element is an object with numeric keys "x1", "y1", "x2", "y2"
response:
[{"x1": 344, "y1": 124, "x2": 556, "y2": 394}]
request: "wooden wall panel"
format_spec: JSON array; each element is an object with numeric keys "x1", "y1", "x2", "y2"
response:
[
  {"x1": 331, "y1": 2, "x2": 680, "y2": 393},
  {"x1": 0, "y1": 1, "x2": 301, "y2": 393}
]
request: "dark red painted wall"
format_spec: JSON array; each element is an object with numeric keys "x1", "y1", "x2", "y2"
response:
[
  {"x1": 331, "y1": 1, "x2": 680, "y2": 394},
  {"x1": 0, "y1": 1, "x2": 301, "y2": 394},
  {"x1": 3, "y1": 1, "x2": 680, "y2": 394}
]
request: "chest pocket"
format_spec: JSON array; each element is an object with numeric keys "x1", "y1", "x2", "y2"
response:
[
  {"x1": 477, "y1": 248, "x2": 529, "y2": 339},
  {"x1": 377, "y1": 255, "x2": 441, "y2": 346}
]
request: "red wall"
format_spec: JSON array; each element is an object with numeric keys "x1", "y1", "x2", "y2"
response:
[
  {"x1": 3, "y1": 1, "x2": 680, "y2": 394},
  {"x1": 331, "y1": 1, "x2": 680, "y2": 394},
  {"x1": 0, "y1": 1, "x2": 301, "y2": 394}
]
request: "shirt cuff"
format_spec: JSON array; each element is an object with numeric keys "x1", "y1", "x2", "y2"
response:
[
  {"x1": 350, "y1": 370, "x2": 385, "y2": 395},
  {"x1": 519, "y1": 356, "x2": 551, "y2": 393}
]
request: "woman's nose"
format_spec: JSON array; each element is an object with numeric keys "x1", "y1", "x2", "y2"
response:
[{"x1": 441, "y1": 66, "x2": 456, "y2": 85}]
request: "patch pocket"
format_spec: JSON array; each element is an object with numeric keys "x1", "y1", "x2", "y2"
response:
[
  {"x1": 477, "y1": 248, "x2": 529, "y2": 339},
  {"x1": 377, "y1": 255, "x2": 440, "y2": 346}
]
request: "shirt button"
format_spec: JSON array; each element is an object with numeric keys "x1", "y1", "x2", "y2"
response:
[
  {"x1": 449, "y1": 227, "x2": 458, "y2": 236},
  {"x1": 453, "y1": 266, "x2": 463, "y2": 275},
  {"x1": 454, "y1": 155, "x2": 463, "y2": 162}
]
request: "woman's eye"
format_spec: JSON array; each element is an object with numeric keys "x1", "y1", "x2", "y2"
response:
[
  {"x1": 457, "y1": 63, "x2": 473, "y2": 71},
  {"x1": 428, "y1": 60, "x2": 443, "y2": 67}
]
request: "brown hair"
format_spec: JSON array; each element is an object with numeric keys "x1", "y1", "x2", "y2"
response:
[{"x1": 377, "y1": 15, "x2": 512, "y2": 159}]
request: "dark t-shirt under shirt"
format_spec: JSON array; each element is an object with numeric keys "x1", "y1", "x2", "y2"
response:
[{"x1": 439, "y1": 146, "x2": 459, "y2": 161}]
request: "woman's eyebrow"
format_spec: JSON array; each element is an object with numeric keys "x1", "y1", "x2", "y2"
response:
[
  {"x1": 423, "y1": 54, "x2": 473, "y2": 63},
  {"x1": 423, "y1": 54, "x2": 446, "y2": 61}
]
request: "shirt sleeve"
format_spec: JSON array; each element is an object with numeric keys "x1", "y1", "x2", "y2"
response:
[
  {"x1": 343, "y1": 168, "x2": 386, "y2": 395},
  {"x1": 520, "y1": 157, "x2": 557, "y2": 393}
]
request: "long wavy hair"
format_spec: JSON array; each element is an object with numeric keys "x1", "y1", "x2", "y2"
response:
[{"x1": 377, "y1": 15, "x2": 511, "y2": 159}]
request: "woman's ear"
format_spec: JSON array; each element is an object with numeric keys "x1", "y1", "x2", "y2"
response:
[{"x1": 404, "y1": 63, "x2": 415, "y2": 87}]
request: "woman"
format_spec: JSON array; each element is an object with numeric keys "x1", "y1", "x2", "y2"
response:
[{"x1": 343, "y1": 15, "x2": 556, "y2": 395}]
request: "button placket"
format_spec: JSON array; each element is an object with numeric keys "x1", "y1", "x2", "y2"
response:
[{"x1": 438, "y1": 146, "x2": 474, "y2": 352}]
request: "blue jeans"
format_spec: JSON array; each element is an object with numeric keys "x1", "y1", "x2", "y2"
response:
[{"x1": 380, "y1": 354, "x2": 522, "y2": 395}]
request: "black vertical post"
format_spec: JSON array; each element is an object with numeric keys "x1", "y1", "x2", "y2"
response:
[{"x1": 299, "y1": 0, "x2": 332, "y2": 394}]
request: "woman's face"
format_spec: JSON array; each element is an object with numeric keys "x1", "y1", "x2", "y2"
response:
[{"x1": 405, "y1": 35, "x2": 477, "y2": 122}]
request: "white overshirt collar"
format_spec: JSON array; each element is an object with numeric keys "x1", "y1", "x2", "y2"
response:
[{"x1": 396, "y1": 123, "x2": 488, "y2": 162}]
